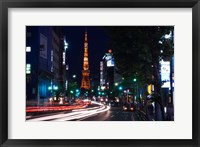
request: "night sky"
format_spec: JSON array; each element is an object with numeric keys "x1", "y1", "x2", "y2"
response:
[{"x1": 64, "y1": 26, "x2": 110, "y2": 86}]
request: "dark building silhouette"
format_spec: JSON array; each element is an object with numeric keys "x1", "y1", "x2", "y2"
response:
[{"x1": 26, "y1": 26, "x2": 65, "y2": 104}]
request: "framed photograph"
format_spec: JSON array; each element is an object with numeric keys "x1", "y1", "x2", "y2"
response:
[{"x1": 0, "y1": 0, "x2": 199, "y2": 147}]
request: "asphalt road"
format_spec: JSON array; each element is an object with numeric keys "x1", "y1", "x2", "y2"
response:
[
  {"x1": 80, "y1": 107, "x2": 149, "y2": 121},
  {"x1": 27, "y1": 104, "x2": 150, "y2": 121}
]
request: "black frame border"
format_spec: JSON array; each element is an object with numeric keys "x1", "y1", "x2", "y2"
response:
[{"x1": 0, "y1": 0, "x2": 199, "y2": 147}]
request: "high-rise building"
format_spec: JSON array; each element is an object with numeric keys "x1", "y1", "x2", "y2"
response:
[
  {"x1": 26, "y1": 26, "x2": 64, "y2": 103},
  {"x1": 63, "y1": 36, "x2": 69, "y2": 94},
  {"x1": 100, "y1": 50, "x2": 121, "y2": 91},
  {"x1": 80, "y1": 29, "x2": 90, "y2": 90}
]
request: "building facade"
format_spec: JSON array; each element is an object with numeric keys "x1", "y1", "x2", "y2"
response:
[
  {"x1": 100, "y1": 50, "x2": 121, "y2": 93},
  {"x1": 26, "y1": 26, "x2": 65, "y2": 104}
]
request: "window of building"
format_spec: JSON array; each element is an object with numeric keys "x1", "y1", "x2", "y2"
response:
[
  {"x1": 51, "y1": 50, "x2": 53, "y2": 62},
  {"x1": 66, "y1": 65, "x2": 69, "y2": 70},
  {"x1": 26, "y1": 64, "x2": 31, "y2": 74},
  {"x1": 26, "y1": 46, "x2": 31, "y2": 52}
]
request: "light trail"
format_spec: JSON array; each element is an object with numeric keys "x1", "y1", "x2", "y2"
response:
[
  {"x1": 26, "y1": 105, "x2": 87, "y2": 113},
  {"x1": 27, "y1": 110, "x2": 89, "y2": 121},
  {"x1": 55, "y1": 105, "x2": 108, "y2": 121},
  {"x1": 27, "y1": 101, "x2": 110, "y2": 121},
  {"x1": 72, "y1": 106, "x2": 101, "y2": 112},
  {"x1": 77, "y1": 105, "x2": 111, "y2": 121}
]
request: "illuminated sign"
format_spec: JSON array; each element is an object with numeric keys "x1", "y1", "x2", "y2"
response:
[
  {"x1": 100, "y1": 61, "x2": 103, "y2": 70},
  {"x1": 105, "y1": 54, "x2": 112, "y2": 60},
  {"x1": 63, "y1": 52, "x2": 65, "y2": 65},
  {"x1": 147, "y1": 84, "x2": 154, "y2": 94},
  {"x1": 66, "y1": 65, "x2": 69, "y2": 70},
  {"x1": 160, "y1": 60, "x2": 170, "y2": 88},
  {"x1": 64, "y1": 37, "x2": 68, "y2": 51},
  {"x1": 26, "y1": 64, "x2": 31, "y2": 74},
  {"x1": 107, "y1": 58, "x2": 114, "y2": 67}
]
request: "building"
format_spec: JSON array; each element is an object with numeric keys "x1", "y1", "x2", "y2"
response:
[
  {"x1": 26, "y1": 26, "x2": 64, "y2": 104},
  {"x1": 63, "y1": 36, "x2": 69, "y2": 95},
  {"x1": 100, "y1": 49, "x2": 121, "y2": 93}
]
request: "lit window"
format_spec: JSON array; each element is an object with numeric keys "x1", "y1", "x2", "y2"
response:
[
  {"x1": 26, "y1": 64, "x2": 31, "y2": 74},
  {"x1": 51, "y1": 50, "x2": 53, "y2": 62},
  {"x1": 66, "y1": 65, "x2": 69, "y2": 70},
  {"x1": 26, "y1": 46, "x2": 31, "y2": 52}
]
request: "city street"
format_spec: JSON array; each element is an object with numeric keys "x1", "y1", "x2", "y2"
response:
[
  {"x1": 26, "y1": 26, "x2": 174, "y2": 121},
  {"x1": 27, "y1": 102, "x2": 150, "y2": 121}
]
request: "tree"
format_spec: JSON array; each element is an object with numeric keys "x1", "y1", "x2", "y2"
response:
[
  {"x1": 67, "y1": 82, "x2": 78, "y2": 98},
  {"x1": 105, "y1": 26, "x2": 174, "y2": 120}
]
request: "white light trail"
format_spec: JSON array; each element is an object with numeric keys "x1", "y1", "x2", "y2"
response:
[{"x1": 27, "y1": 102, "x2": 110, "y2": 121}]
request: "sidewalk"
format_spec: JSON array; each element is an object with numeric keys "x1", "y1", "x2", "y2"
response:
[
  {"x1": 139, "y1": 104, "x2": 174, "y2": 121},
  {"x1": 165, "y1": 104, "x2": 174, "y2": 121}
]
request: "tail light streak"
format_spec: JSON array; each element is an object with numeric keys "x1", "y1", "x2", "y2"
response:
[{"x1": 27, "y1": 101, "x2": 110, "y2": 121}]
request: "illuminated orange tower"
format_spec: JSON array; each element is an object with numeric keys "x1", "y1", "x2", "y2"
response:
[{"x1": 81, "y1": 29, "x2": 90, "y2": 90}]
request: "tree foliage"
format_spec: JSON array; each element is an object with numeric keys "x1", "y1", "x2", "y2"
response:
[
  {"x1": 105, "y1": 26, "x2": 174, "y2": 120},
  {"x1": 105, "y1": 26, "x2": 173, "y2": 87}
]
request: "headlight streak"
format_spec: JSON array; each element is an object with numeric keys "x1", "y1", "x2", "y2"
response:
[
  {"x1": 27, "y1": 102, "x2": 110, "y2": 121},
  {"x1": 72, "y1": 106, "x2": 101, "y2": 112},
  {"x1": 55, "y1": 105, "x2": 108, "y2": 121},
  {"x1": 27, "y1": 110, "x2": 90, "y2": 121}
]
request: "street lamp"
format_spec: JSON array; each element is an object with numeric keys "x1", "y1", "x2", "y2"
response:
[{"x1": 72, "y1": 75, "x2": 76, "y2": 78}]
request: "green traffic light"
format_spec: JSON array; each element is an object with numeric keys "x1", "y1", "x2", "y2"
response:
[
  {"x1": 133, "y1": 78, "x2": 137, "y2": 82},
  {"x1": 48, "y1": 86, "x2": 52, "y2": 90},
  {"x1": 119, "y1": 86, "x2": 123, "y2": 90}
]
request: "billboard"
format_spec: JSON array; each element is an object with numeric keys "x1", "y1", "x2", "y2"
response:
[
  {"x1": 160, "y1": 60, "x2": 170, "y2": 88},
  {"x1": 107, "y1": 58, "x2": 114, "y2": 67}
]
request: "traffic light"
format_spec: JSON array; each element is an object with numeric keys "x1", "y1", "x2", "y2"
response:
[
  {"x1": 48, "y1": 86, "x2": 52, "y2": 90},
  {"x1": 133, "y1": 78, "x2": 137, "y2": 82},
  {"x1": 118, "y1": 86, "x2": 123, "y2": 91}
]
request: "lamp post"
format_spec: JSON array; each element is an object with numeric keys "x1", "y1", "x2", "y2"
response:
[
  {"x1": 133, "y1": 78, "x2": 137, "y2": 98},
  {"x1": 133, "y1": 78, "x2": 140, "y2": 109}
]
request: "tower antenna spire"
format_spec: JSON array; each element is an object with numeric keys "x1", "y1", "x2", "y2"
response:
[{"x1": 84, "y1": 27, "x2": 88, "y2": 42}]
